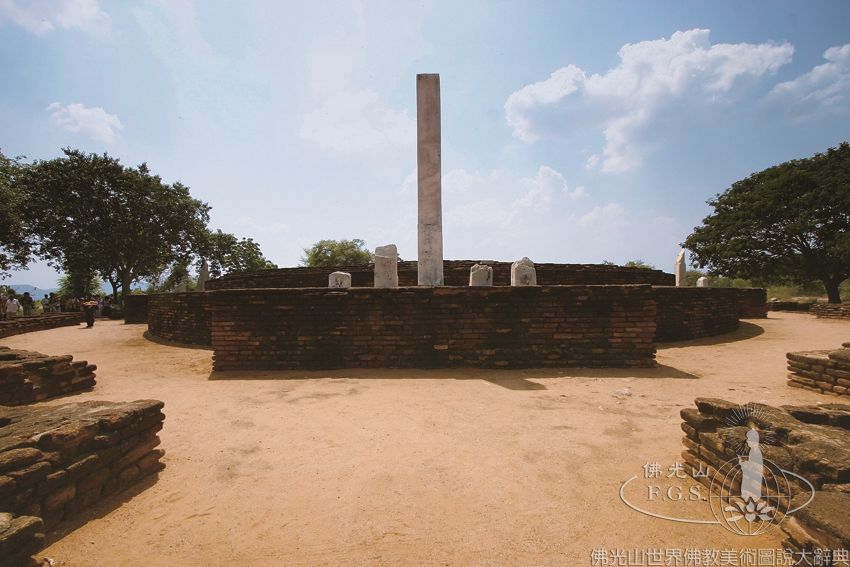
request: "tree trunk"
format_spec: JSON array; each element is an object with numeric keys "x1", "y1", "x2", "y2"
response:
[
  {"x1": 107, "y1": 277, "x2": 119, "y2": 303},
  {"x1": 120, "y1": 272, "x2": 133, "y2": 305},
  {"x1": 823, "y1": 277, "x2": 842, "y2": 304}
]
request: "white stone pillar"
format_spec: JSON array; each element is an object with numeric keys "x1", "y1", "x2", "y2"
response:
[
  {"x1": 511, "y1": 257, "x2": 537, "y2": 286},
  {"x1": 329, "y1": 271, "x2": 352, "y2": 288},
  {"x1": 469, "y1": 264, "x2": 493, "y2": 286},
  {"x1": 696, "y1": 276, "x2": 709, "y2": 288},
  {"x1": 374, "y1": 245, "x2": 399, "y2": 288},
  {"x1": 417, "y1": 73, "x2": 444, "y2": 286},
  {"x1": 175, "y1": 274, "x2": 189, "y2": 293},
  {"x1": 196, "y1": 261, "x2": 210, "y2": 291},
  {"x1": 675, "y1": 250, "x2": 687, "y2": 287}
]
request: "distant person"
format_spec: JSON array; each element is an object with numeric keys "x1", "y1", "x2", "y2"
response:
[
  {"x1": 42, "y1": 294, "x2": 50, "y2": 314},
  {"x1": 81, "y1": 298, "x2": 98, "y2": 328},
  {"x1": 4, "y1": 294, "x2": 20, "y2": 319},
  {"x1": 20, "y1": 292, "x2": 34, "y2": 316}
]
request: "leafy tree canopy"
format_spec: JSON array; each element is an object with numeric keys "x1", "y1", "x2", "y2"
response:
[
  {"x1": 201, "y1": 229, "x2": 277, "y2": 278},
  {"x1": 57, "y1": 269, "x2": 102, "y2": 299},
  {"x1": 18, "y1": 149, "x2": 210, "y2": 300},
  {"x1": 0, "y1": 150, "x2": 31, "y2": 275},
  {"x1": 301, "y1": 238, "x2": 373, "y2": 267},
  {"x1": 685, "y1": 142, "x2": 850, "y2": 303},
  {"x1": 623, "y1": 259, "x2": 656, "y2": 269}
]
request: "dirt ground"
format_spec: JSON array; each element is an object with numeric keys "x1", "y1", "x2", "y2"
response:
[{"x1": 3, "y1": 313, "x2": 848, "y2": 566}]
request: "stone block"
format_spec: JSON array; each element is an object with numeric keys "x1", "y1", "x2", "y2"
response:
[
  {"x1": 328, "y1": 271, "x2": 352, "y2": 289},
  {"x1": 468, "y1": 264, "x2": 493, "y2": 287},
  {"x1": 510, "y1": 257, "x2": 537, "y2": 286},
  {"x1": 374, "y1": 244, "x2": 399, "y2": 288}
]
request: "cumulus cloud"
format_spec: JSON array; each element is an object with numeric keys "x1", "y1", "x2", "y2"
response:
[
  {"x1": 47, "y1": 102, "x2": 123, "y2": 144},
  {"x1": 578, "y1": 203, "x2": 627, "y2": 228},
  {"x1": 0, "y1": 0, "x2": 110, "y2": 34},
  {"x1": 441, "y1": 165, "x2": 585, "y2": 231},
  {"x1": 505, "y1": 29, "x2": 794, "y2": 172},
  {"x1": 516, "y1": 165, "x2": 585, "y2": 209},
  {"x1": 299, "y1": 89, "x2": 414, "y2": 154},
  {"x1": 767, "y1": 43, "x2": 850, "y2": 116}
]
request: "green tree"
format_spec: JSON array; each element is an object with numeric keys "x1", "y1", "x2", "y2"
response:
[
  {"x1": 301, "y1": 238, "x2": 373, "y2": 267},
  {"x1": 201, "y1": 229, "x2": 277, "y2": 278},
  {"x1": 19, "y1": 149, "x2": 210, "y2": 301},
  {"x1": 57, "y1": 270, "x2": 102, "y2": 298},
  {"x1": 685, "y1": 142, "x2": 850, "y2": 303},
  {"x1": 0, "y1": 151, "x2": 31, "y2": 275},
  {"x1": 623, "y1": 259, "x2": 656, "y2": 269}
]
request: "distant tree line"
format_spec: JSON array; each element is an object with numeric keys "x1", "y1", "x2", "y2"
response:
[{"x1": 0, "y1": 148, "x2": 276, "y2": 301}]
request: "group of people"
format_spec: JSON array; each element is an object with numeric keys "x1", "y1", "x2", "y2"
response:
[{"x1": 0, "y1": 291, "x2": 115, "y2": 324}]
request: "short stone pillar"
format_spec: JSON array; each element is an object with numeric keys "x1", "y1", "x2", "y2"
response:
[
  {"x1": 675, "y1": 250, "x2": 687, "y2": 287},
  {"x1": 374, "y1": 244, "x2": 399, "y2": 288},
  {"x1": 196, "y1": 261, "x2": 210, "y2": 292},
  {"x1": 511, "y1": 257, "x2": 537, "y2": 286},
  {"x1": 469, "y1": 264, "x2": 493, "y2": 286},
  {"x1": 329, "y1": 271, "x2": 352, "y2": 288},
  {"x1": 696, "y1": 276, "x2": 709, "y2": 288}
]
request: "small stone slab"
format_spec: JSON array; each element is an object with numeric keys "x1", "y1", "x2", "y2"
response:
[{"x1": 328, "y1": 272, "x2": 352, "y2": 289}]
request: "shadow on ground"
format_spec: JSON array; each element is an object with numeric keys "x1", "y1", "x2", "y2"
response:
[
  {"x1": 657, "y1": 321, "x2": 765, "y2": 350},
  {"x1": 208, "y1": 363, "x2": 699, "y2": 388}
]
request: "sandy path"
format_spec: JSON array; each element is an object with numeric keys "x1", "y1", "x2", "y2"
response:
[{"x1": 3, "y1": 313, "x2": 848, "y2": 566}]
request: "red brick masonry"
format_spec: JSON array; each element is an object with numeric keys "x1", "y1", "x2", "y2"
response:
[{"x1": 0, "y1": 400, "x2": 166, "y2": 567}]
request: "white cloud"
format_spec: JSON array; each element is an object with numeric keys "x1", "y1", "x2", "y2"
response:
[
  {"x1": 505, "y1": 29, "x2": 794, "y2": 172},
  {"x1": 296, "y1": 2, "x2": 426, "y2": 156},
  {"x1": 578, "y1": 203, "x2": 627, "y2": 227},
  {"x1": 299, "y1": 89, "x2": 414, "y2": 154},
  {"x1": 504, "y1": 65, "x2": 585, "y2": 143},
  {"x1": 442, "y1": 165, "x2": 585, "y2": 230},
  {"x1": 767, "y1": 43, "x2": 850, "y2": 116},
  {"x1": 0, "y1": 0, "x2": 110, "y2": 35},
  {"x1": 516, "y1": 165, "x2": 585, "y2": 209},
  {"x1": 47, "y1": 102, "x2": 123, "y2": 144}
]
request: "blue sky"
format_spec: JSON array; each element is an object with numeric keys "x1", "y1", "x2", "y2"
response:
[{"x1": 2, "y1": 0, "x2": 849, "y2": 288}]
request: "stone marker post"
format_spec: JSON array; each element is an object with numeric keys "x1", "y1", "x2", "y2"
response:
[
  {"x1": 417, "y1": 73, "x2": 444, "y2": 286},
  {"x1": 329, "y1": 271, "x2": 352, "y2": 289},
  {"x1": 511, "y1": 257, "x2": 537, "y2": 286},
  {"x1": 196, "y1": 261, "x2": 210, "y2": 292},
  {"x1": 469, "y1": 264, "x2": 493, "y2": 286},
  {"x1": 374, "y1": 245, "x2": 399, "y2": 288},
  {"x1": 675, "y1": 250, "x2": 687, "y2": 287},
  {"x1": 696, "y1": 276, "x2": 709, "y2": 288}
]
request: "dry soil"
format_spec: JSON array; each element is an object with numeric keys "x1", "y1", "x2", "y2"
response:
[{"x1": 3, "y1": 313, "x2": 848, "y2": 566}]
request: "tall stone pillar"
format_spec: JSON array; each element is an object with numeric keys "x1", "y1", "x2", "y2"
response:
[
  {"x1": 417, "y1": 73, "x2": 444, "y2": 286},
  {"x1": 196, "y1": 261, "x2": 210, "y2": 292},
  {"x1": 675, "y1": 249, "x2": 687, "y2": 287}
]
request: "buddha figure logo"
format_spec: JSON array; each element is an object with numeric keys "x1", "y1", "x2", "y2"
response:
[
  {"x1": 709, "y1": 426, "x2": 790, "y2": 535},
  {"x1": 619, "y1": 403, "x2": 815, "y2": 536}
]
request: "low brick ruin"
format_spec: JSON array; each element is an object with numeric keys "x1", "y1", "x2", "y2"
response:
[
  {"x1": 0, "y1": 400, "x2": 166, "y2": 566},
  {"x1": 0, "y1": 314, "x2": 83, "y2": 340},
  {"x1": 212, "y1": 285, "x2": 657, "y2": 370},
  {"x1": 146, "y1": 292, "x2": 211, "y2": 347},
  {"x1": 811, "y1": 303, "x2": 850, "y2": 320},
  {"x1": 768, "y1": 300, "x2": 815, "y2": 312},
  {"x1": 680, "y1": 398, "x2": 850, "y2": 556},
  {"x1": 0, "y1": 347, "x2": 96, "y2": 406},
  {"x1": 787, "y1": 343, "x2": 850, "y2": 398},
  {"x1": 124, "y1": 294, "x2": 150, "y2": 324},
  {"x1": 206, "y1": 260, "x2": 676, "y2": 290}
]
